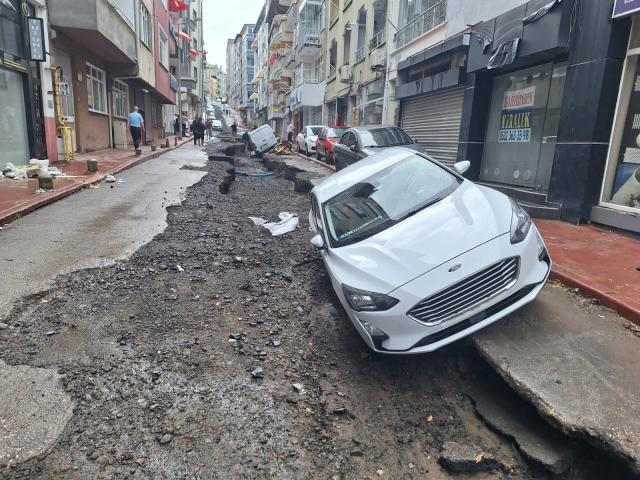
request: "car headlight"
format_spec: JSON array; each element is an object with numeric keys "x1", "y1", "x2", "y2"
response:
[
  {"x1": 509, "y1": 199, "x2": 532, "y2": 244},
  {"x1": 536, "y1": 231, "x2": 549, "y2": 262},
  {"x1": 342, "y1": 285, "x2": 399, "y2": 312}
]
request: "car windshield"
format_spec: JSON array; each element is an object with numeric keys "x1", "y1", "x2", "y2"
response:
[
  {"x1": 323, "y1": 154, "x2": 461, "y2": 247},
  {"x1": 360, "y1": 127, "x2": 414, "y2": 148},
  {"x1": 328, "y1": 128, "x2": 347, "y2": 138},
  {"x1": 213, "y1": 120, "x2": 222, "y2": 126},
  {"x1": 308, "y1": 127, "x2": 323, "y2": 135}
]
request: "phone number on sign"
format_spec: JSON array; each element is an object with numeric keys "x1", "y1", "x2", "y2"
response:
[{"x1": 499, "y1": 128, "x2": 531, "y2": 143}]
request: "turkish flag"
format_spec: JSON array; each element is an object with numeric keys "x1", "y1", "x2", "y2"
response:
[
  {"x1": 190, "y1": 48, "x2": 199, "y2": 56},
  {"x1": 169, "y1": 0, "x2": 188, "y2": 11},
  {"x1": 178, "y1": 30, "x2": 192, "y2": 42}
]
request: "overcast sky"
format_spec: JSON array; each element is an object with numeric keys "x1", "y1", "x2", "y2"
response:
[{"x1": 203, "y1": 0, "x2": 264, "y2": 68}]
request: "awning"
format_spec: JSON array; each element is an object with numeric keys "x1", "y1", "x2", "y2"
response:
[
  {"x1": 249, "y1": 92, "x2": 259, "y2": 100},
  {"x1": 169, "y1": 0, "x2": 188, "y2": 11},
  {"x1": 190, "y1": 48, "x2": 199, "y2": 56},
  {"x1": 251, "y1": 76, "x2": 261, "y2": 84},
  {"x1": 178, "y1": 30, "x2": 192, "y2": 41},
  {"x1": 255, "y1": 69, "x2": 265, "y2": 79}
]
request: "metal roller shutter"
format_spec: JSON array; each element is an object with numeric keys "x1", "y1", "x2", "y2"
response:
[{"x1": 401, "y1": 87, "x2": 464, "y2": 167}]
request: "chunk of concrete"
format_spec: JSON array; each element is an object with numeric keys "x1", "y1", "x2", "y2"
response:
[
  {"x1": 0, "y1": 359, "x2": 73, "y2": 466},
  {"x1": 466, "y1": 378, "x2": 576, "y2": 473},
  {"x1": 473, "y1": 287, "x2": 640, "y2": 474},
  {"x1": 439, "y1": 442, "x2": 500, "y2": 473}
]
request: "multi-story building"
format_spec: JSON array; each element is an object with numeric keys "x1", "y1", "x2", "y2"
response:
[
  {"x1": 169, "y1": 0, "x2": 204, "y2": 120},
  {"x1": 225, "y1": 24, "x2": 256, "y2": 125},
  {"x1": 225, "y1": 38, "x2": 234, "y2": 102},
  {"x1": 47, "y1": 0, "x2": 178, "y2": 156},
  {"x1": 285, "y1": 0, "x2": 326, "y2": 133},
  {"x1": 207, "y1": 64, "x2": 226, "y2": 100}
]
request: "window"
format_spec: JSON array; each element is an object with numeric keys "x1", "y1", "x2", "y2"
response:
[
  {"x1": 158, "y1": 26, "x2": 169, "y2": 69},
  {"x1": 140, "y1": 3, "x2": 151, "y2": 47},
  {"x1": 295, "y1": 62, "x2": 312, "y2": 86},
  {"x1": 330, "y1": 0, "x2": 339, "y2": 23},
  {"x1": 329, "y1": 40, "x2": 337, "y2": 79},
  {"x1": 315, "y1": 55, "x2": 324, "y2": 82},
  {"x1": 343, "y1": 29, "x2": 351, "y2": 65},
  {"x1": 113, "y1": 80, "x2": 129, "y2": 119},
  {"x1": 86, "y1": 63, "x2": 107, "y2": 114},
  {"x1": 194, "y1": 66, "x2": 198, "y2": 80}
]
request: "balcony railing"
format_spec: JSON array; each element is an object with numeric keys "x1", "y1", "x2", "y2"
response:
[
  {"x1": 354, "y1": 45, "x2": 365, "y2": 64},
  {"x1": 369, "y1": 28, "x2": 386, "y2": 51},
  {"x1": 296, "y1": 28, "x2": 322, "y2": 51},
  {"x1": 395, "y1": 0, "x2": 446, "y2": 48}
]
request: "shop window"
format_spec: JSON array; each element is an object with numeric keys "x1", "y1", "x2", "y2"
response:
[
  {"x1": 357, "y1": 78, "x2": 384, "y2": 126},
  {"x1": 140, "y1": 3, "x2": 151, "y2": 47},
  {"x1": 158, "y1": 26, "x2": 169, "y2": 69},
  {"x1": 602, "y1": 53, "x2": 640, "y2": 211},
  {"x1": 480, "y1": 62, "x2": 566, "y2": 192},
  {"x1": 113, "y1": 80, "x2": 129, "y2": 119},
  {"x1": 0, "y1": 68, "x2": 30, "y2": 165},
  {"x1": 86, "y1": 63, "x2": 107, "y2": 114}
]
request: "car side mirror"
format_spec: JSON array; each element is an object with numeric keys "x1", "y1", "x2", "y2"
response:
[
  {"x1": 454, "y1": 160, "x2": 471, "y2": 175},
  {"x1": 310, "y1": 235, "x2": 326, "y2": 250},
  {"x1": 350, "y1": 145, "x2": 357, "y2": 152}
]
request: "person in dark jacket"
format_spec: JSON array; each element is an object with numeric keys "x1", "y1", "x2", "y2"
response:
[
  {"x1": 193, "y1": 117, "x2": 206, "y2": 146},
  {"x1": 242, "y1": 130, "x2": 252, "y2": 151},
  {"x1": 231, "y1": 121, "x2": 238, "y2": 138}
]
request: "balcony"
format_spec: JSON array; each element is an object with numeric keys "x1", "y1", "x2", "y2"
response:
[
  {"x1": 284, "y1": 47, "x2": 295, "y2": 67},
  {"x1": 369, "y1": 28, "x2": 386, "y2": 51},
  {"x1": 354, "y1": 46, "x2": 365, "y2": 65},
  {"x1": 296, "y1": 28, "x2": 322, "y2": 55},
  {"x1": 48, "y1": 0, "x2": 136, "y2": 65},
  {"x1": 269, "y1": 67, "x2": 293, "y2": 85},
  {"x1": 395, "y1": 0, "x2": 446, "y2": 49}
]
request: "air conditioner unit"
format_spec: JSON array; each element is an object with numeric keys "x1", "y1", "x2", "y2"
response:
[
  {"x1": 340, "y1": 65, "x2": 353, "y2": 83},
  {"x1": 370, "y1": 49, "x2": 386, "y2": 69}
]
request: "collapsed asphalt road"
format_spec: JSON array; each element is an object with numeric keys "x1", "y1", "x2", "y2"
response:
[{"x1": 0, "y1": 126, "x2": 637, "y2": 479}]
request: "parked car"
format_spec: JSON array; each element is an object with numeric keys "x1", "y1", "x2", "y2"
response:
[
  {"x1": 333, "y1": 125, "x2": 422, "y2": 171},
  {"x1": 316, "y1": 126, "x2": 348, "y2": 163},
  {"x1": 212, "y1": 120, "x2": 223, "y2": 131},
  {"x1": 308, "y1": 148, "x2": 551, "y2": 354},
  {"x1": 297, "y1": 125, "x2": 323, "y2": 156},
  {"x1": 248, "y1": 124, "x2": 278, "y2": 157}
]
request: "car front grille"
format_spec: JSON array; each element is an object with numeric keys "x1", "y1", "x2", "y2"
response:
[{"x1": 408, "y1": 257, "x2": 520, "y2": 325}]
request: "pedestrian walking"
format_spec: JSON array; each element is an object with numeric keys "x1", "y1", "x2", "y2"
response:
[
  {"x1": 181, "y1": 113, "x2": 188, "y2": 136},
  {"x1": 173, "y1": 113, "x2": 180, "y2": 135},
  {"x1": 127, "y1": 106, "x2": 145, "y2": 150},
  {"x1": 231, "y1": 121, "x2": 238, "y2": 138},
  {"x1": 242, "y1": 130, "x2": 251, "y2": 151},
  {"x1": 189, "y1": 117, "x2": 194, "y2": 135},
  {"x1": 286, "y1": 120, "x2": 295, "y2": 152},
  {"x1": 205, "y1": 118, "x2": 213, "y2": 140},
  {"x1": 193, "y1": 116, "x2": 206, "y2": 146}
]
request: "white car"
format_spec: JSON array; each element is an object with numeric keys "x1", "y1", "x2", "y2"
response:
[
  {"x1": 248, "y1": 124, "x2": 278, "y2": 157},
  {"x1": 297, "y1": 125, "x2": 323, "y2": 156},
  {"x1": 308, "y1": 148, "x2": 551, "y2": 354}
]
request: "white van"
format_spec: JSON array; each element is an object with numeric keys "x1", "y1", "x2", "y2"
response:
[
  {"x1": 212, "y1": 120, "x2": 223, "y2": 131},
  {"x1": 248, "y1": 125, "x2": 278, "y2": 156}
]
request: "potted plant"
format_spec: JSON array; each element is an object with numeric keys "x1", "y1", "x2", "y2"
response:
[{"x1": 368, "y1": 38, "x2": 378, "y2": 51}]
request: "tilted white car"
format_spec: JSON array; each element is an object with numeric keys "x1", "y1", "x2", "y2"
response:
[
  {"x1": 308, "y1": 148, "x2": 551, "y2": 354},
  {"x1": 297, "y1": 125, "x2": 323, "y2": 156}
]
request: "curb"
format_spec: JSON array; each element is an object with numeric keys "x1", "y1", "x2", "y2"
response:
[
  {"x1": 549, "y1": 266, "x2": 640, "y2": 325},
  {"x1": 0, "y1": 141, "x2": 190, "y2": 227},
  {"x1": 296, "y1": 152, "x2": 336, "y2": 172}
]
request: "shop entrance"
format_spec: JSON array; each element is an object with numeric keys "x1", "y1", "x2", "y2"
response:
[
  {"x1": 480, "y1": 62, "x2": 567, "y2": 192},
  {"x1": 54, "y1": 50, "x2": 77, "y2": 158}
]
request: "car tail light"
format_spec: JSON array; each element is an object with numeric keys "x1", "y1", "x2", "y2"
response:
[
  {"x1": 273, "y1": 131, "x2": 277, "y2": 137},
  {"x1": 252, "y1": 143, "x2": 257, "y2": 150}
]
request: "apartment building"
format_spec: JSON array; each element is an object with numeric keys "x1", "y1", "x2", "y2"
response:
[
  {"x1": 324, "y1": 0, "x2": 389, "y2": 127},
  {"x1": 207, "y1": 64, "x2": 226, "y2": 100}
]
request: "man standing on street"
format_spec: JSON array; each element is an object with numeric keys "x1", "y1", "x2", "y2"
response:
[
  {"x1": 181, "y1": 113, "x2": 188, "y2": 137},
  {"x1": 127, "y1": 106, "x2": 145, "y2": 150},
  {"x1": 286, "y1": 120, "x2": 295, "y2": 152},
  {"x1": 231, "y1": 121, "x2": 238, "y2": 138},
  {"x1": 193, "y1": 116, "x2": 206, "y2": 146}
]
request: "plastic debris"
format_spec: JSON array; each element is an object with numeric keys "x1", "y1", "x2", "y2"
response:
[
  {"x1": 117, "y1": 178, "x2": 125, "y2": 183},
  {"x1": 105, "y1": 174, "x2": 116, "y2": 183},
  {"x1": 4, "y1": 163, "x2": 28, "y2": 180},
  {"x1": 248, "y1": 217, "x2": 268, "y2": 226},
  {"x1": 34, "y1": 188, "x2": 46, "y2": 195},
  {"x1": 261, "y1": 212, "x2": 299, "y2": 236},
  {"x1": 292, "y1": 383, "x2": 306, "y2": 395},
  {"x1": 90, "y1": 183, "x2": 99, "y2": 189},
  {"x1": 176, "y1": 265, "x2": 185, "y2": 272},
  {"x1": 29, "y1": 158, "x2": 49, "y2": 166}
]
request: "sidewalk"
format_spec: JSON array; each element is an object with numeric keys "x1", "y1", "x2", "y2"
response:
[
  {"x1": 0, "y1": 136, "x2": 193, "y2": 226},
  {"x1": 536, "y1": 220, "x2": 640, "y2": 324}
]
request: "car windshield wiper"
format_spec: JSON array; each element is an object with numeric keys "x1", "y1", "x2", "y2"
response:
[{"x1": 400, "y1": 197, "x2": 445, "y2": 220}]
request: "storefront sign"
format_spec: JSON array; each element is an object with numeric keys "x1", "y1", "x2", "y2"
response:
[
  {"x1": 290, "y1": 88, "x2": 301, "y2": 105},
  {"x1": 613, "y1": 0, "x2": 640, "y2": 18},
  {"x1": 28, "y1": 18, "x2": 45, "y2": 62},
  {"x1": 499, "y1": 86, "x2": 535, "y2": 143}
]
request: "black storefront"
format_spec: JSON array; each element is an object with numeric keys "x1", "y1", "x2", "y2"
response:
[
  {"x1": 455, "y1": 0, "x2": 631, "y2": 224},
  {"x1": 0, "y1": 0, "x2": 47, "y2": 165}
]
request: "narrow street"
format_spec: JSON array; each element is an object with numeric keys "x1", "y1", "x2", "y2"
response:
[{"x1": 0, "y1": 108, "x2": 637, "y2": 480}]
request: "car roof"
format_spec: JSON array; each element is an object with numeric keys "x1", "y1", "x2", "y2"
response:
[
  {"x1": 346, "y1": 124, "x2": 400, "y2": 133},
  {"x1": 312, "y1": 148, "x2": 426, "y2": 202}
]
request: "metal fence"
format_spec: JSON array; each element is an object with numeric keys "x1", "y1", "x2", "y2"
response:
[{"x1": 395, "y1": 0, "x2": 446, "y2": 48}]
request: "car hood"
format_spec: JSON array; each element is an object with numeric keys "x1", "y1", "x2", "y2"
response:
[{"x1": 325, "y1": 182, "x2": 512, "y2": 294}]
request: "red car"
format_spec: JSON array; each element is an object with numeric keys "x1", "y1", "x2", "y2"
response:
[{"x1": 315, "y1": 126, "x2": 348, "y2": 163}]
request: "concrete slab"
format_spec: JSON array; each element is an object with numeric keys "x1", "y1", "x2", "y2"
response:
[
  {"x1": 473, "y1": 285, "x2": 640, "y2": 474},
  {"x1": 439, "y1": 441, "x2": 501, "y2": 473},
  {"x1": 465, "y1": 377, "x2": 576, "y2": 473},
  {"x1": 0, "y1": 359, "x2": 73, "y2": 466}
]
